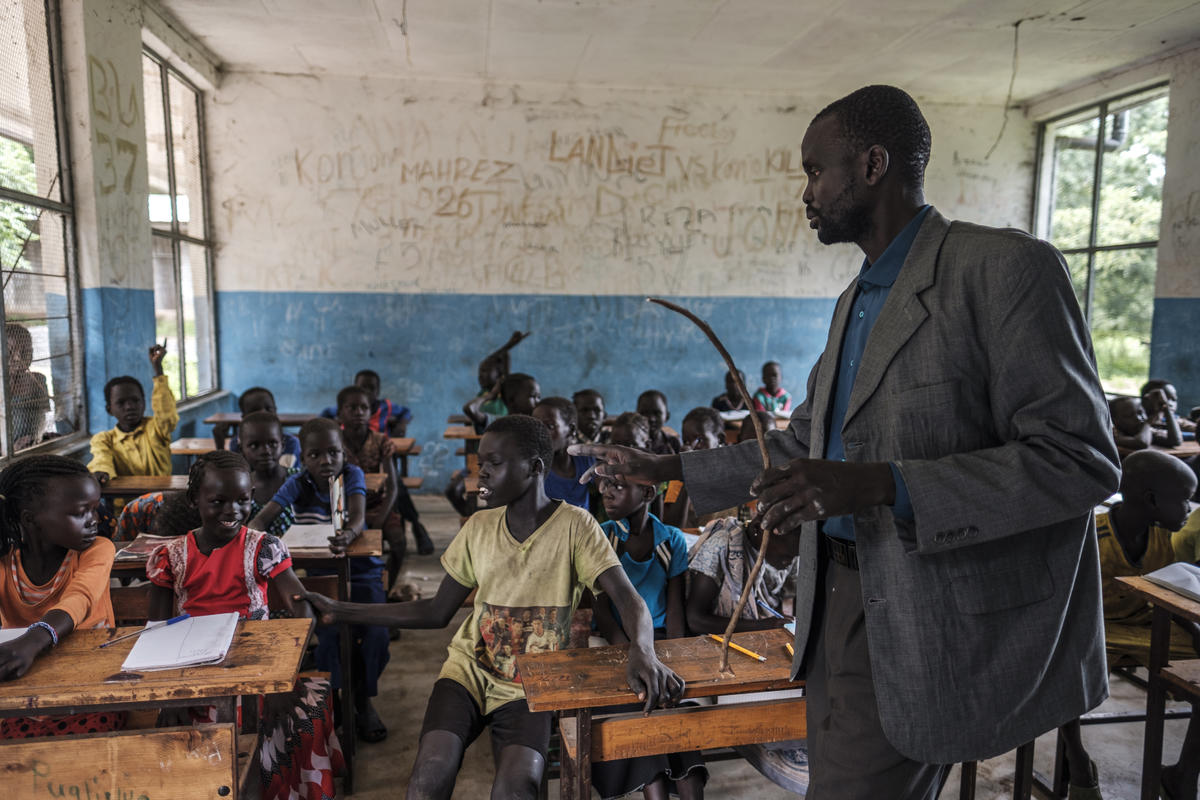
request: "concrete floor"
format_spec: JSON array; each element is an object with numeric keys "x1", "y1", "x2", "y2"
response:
[{"x1": 345, "y1": 496, "x2": 1189, "y2": 799}]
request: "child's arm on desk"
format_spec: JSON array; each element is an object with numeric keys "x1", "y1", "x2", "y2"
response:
[
  {"x1": 685, "y1": 571, "x2": 786, "y2": 635},
  {"x1": 596, "y1": 565, "x2": 685, "y2": 714},
  {"x1": 0, "y1": 609, "x2": 73, "y2": 681},
  {"x1": 305, "y1": 573, "x2": 472, "y2": 629}
]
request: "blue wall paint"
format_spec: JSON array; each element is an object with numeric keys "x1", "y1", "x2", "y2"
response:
[
  {"x1": 1150, "y1": 297, "x2": 1200, "y2": 410},
  {"x1": 216, "y1": 291, "x2": 839, "y2": 490},
  {"x1": 82, "y1": 287, "x2": 156, "y2": 433}
]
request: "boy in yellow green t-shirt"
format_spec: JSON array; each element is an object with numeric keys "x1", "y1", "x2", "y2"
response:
[
  {"x1": 88, "y1": 343, "x2": 177, "y2": 484},
  {"x1": 307, "y1": 414, "x2": 682, "y2": 798}
]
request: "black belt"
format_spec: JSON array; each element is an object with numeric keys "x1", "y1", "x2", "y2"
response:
[{"x1": 823, "y1": 534, "x2": 859, "y2": 571}]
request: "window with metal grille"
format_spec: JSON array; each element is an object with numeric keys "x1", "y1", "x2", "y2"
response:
[
  {"x1": 1034, "y1": 84, "x2": 1169, "y2": 396},
  {"x1": 0, "y1": 0, "x2": 84, "y2": 456},
  {"x1": 142, "y1": 47, "x2": 216, "y2": 401}
]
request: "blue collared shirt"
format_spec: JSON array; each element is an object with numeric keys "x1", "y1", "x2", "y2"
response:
[{"x1": 823, "y1": 205, "x2": 930, "y2": 541}]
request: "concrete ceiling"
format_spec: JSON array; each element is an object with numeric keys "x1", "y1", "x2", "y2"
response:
[{"x1": 158, "y1": 0, "x2": 1200, "y2": 103}]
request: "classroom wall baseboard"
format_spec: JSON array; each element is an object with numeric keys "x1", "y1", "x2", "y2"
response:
[
  {"x1": 215, "y1": 290, "x2": 838, "y2": 489},
  {"x1": 1150, "y1": 296, "x2": 1200, "y2": 410}
]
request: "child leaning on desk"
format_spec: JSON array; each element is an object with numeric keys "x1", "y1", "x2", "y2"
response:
[
  {"x1": 305, "y1": 415, "x2": 684, "y2": 800},
  {"x1": 0, "y1": 456, "x2": 125, "y2": 738},
  {"x1": 145, "y1": 450, "x2": 343, "y2": 800},
  {"x1": 249, "y1": 416, "x2": 392, "y2": 744}
]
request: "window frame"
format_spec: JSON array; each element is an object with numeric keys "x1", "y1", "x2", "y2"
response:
[
  {"x1": 1033, "y1": 81, "x2": 1168, "y2": 320},
  {"x1": 142, "y1": 45, "x2": 218, "y2": 402},
  {"x1": 0, "y1": 0, "x2": 86, "y2": 458}
]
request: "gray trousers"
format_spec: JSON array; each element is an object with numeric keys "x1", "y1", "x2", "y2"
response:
[{"x1": 805, "y1": 556, "x2": 950, "y2": 800}]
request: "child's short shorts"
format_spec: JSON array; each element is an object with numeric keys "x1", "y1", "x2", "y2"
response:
[{"x1": 420, "y1": 677, "x2": 553, "y2": 758}]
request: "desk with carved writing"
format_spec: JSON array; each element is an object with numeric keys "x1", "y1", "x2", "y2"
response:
[{"x1": 517, "y1": 628, "x2": 805, "y2": 800}]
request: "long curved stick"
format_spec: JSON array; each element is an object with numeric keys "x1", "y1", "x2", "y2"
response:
[{"x1": 648, "y1": 297, "x2": 773, "y2": 673}]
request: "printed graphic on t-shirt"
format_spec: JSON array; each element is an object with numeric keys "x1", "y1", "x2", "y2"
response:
[{"x1": 475, "y1": 603, "x2": 571, "y2": 682}]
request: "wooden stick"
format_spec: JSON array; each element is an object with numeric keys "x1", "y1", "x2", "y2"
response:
[{"x1": 647, "y1": 297, "x2": 773, "y2": 673}]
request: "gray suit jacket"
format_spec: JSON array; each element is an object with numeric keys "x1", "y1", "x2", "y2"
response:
[{"x1": 683, "y1": 208, "x2": 1120, "y2": 764}]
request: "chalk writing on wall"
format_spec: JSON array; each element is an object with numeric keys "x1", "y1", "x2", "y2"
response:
[
  {"x1": 87, "y1": 54, "x2": 143, "y2": 288},
  {"x1": 211, "y1": 77, "x2": 1032, "y2": 297}
]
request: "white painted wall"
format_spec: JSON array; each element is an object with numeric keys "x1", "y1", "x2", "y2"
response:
[{"x1": 207, "y1": 74, "x2": 1035, "y2": 298}]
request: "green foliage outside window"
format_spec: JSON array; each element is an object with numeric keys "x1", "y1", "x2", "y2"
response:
[{"x1": 1045, "y1": 94, "x2": 1168, "y2": 396}]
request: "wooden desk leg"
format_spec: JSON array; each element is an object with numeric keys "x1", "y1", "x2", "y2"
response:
[
  {"x1": 1141, "y1": 606, "x2": 1171, "y2": 800},
  {"x1": 340, "y1": 558, "x2": 357, "y2": 795},
  {"x1": 212, "y1": 696, "x2": 238, "y2": 725},
  {"x1": 1012, "y1": 741, "x2": 1033, "y2": 800},
  {"x1": 958, "y1": 761, "x2": 976, "y2": 800},
  {"x1": 559, "y1": 712, "x2": 576, "y2": 800},
  {"x1": 576, "y1": 708, "x2": 592, "y2": 800}
]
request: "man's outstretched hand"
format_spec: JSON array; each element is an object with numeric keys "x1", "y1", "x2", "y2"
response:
[{"x1": 568, "y1": 443, "x2": 682, "y2": 486}]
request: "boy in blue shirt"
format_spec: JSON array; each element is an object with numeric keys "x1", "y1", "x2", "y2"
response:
[
  {"x1": 250, "y1": 417, "x2": 391, "y2": 742},
  {"x1": 592, "y1": 473, "x2": 705, "y2": 799}
]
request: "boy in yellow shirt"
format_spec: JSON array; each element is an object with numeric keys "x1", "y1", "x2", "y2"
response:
[
  {"x1": 88, "y1": 344, "x2": 177, "y2": 484},
  {"x1": 307, "y1": 414, "x2": 683, "y2": 799}
]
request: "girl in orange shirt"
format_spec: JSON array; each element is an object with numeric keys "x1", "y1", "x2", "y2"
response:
[{"x1": 0, "y1": 455, "x2": 123, "y2": 737}]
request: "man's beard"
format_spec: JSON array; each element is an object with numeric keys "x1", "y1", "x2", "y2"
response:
[{"x1": 815, "y1": 176, "x2": 872, "y2": 246}]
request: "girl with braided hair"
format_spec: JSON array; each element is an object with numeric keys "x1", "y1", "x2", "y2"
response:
[
  {"x1": 0, "y1": 455, "x2": 125, "y2": 738},
  {"x1": 145, "y1": 450, "x2": 344, "y2": 799}
]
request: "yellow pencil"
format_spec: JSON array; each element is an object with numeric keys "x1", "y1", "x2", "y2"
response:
[
  {"x1": 707, "y1": 633, "x2": 766, "y2": 662},
  {"x1": 785, "y1": 642, "x2": 795, "y2": 657}
]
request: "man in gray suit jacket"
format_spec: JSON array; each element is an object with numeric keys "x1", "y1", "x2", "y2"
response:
[{"x1": 573, "y1": 86, "x2": 1120, "y2": 799}]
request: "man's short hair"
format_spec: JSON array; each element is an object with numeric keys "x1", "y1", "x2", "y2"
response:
[{"x1": 813, "y1": 85, "x2": 931, "y2": 189}]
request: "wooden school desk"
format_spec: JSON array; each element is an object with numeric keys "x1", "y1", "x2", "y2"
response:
[
  {"x1": 286, "y1": 530, "x2": 384, "y2": 794},
  {"x1": 101, "y1": 472, "x2": 387, "y2": 497},
  {"x1": 110, "y1": 530, "x2": 382, "y2": 794},
  {"x1": 1154, "y1": 439, "x2": 1200, "y2": 458},
  {"x1": 1116, "y1": 576, "x2": 1200, "y2": 800},
  {"x1": 444, "y1": 424, "x2": 481, "y2": 440},
  {"x1": 203, "y1": 411, "x2": 317, "y2": 427},
  {"x1": 517, "y1": 628, "x2": 805, "y2": 800},
  {"x1": 0, "y1": 618, "x2": 310, "y2": 799}
]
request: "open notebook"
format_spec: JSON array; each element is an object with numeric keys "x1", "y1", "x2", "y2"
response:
[
  {"x1": 1145, "y1": 562, "x2": 1200, "y2": 604},
  {"x1": 281, "y1": 473, "x2": 345, "y2": 551},
  {"x1": 120, "y1": 612, "x2": 239, "y2": 671}
]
